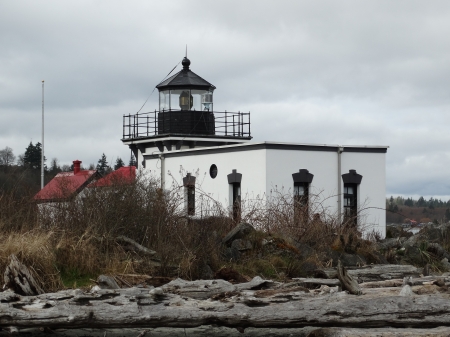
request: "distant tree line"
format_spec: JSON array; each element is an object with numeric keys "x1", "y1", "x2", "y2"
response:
[
  {"x1": 0, "y1": 143, "x2": 136, "y2": 173},
  {"x1": 0, "y1": 142, "x2": 137, "y2": 196},
  {"x1": 387, "y1": 195, "x2": 450, "y2": 213}
]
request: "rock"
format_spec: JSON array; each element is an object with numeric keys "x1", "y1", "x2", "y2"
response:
[
  {"x1": 214, "y1": 267, "x2": 248, "y2": 283},
  {"x1": 386, "y1": 226, "x2": 413, "y2": 238},
  {"x1": 377, "y1": 238, "x2": 402, "y2": 251},
  {"x1": 222, "y1": 247, "x2": 241, "y2": 261},
  {"x1": 97, "y1": 275, "x2": 120, "y2": 289},
  {"x1": 231, "y1": 239, "x2": 253, "y2": 251},
  {"x1": 341, "y1": 253, "x2": 366, "y2": 267},
  {"x1": 370, "y1": 251, "x2": 389, "y2": 264},
  {"x1": 294, "y1": 242, "x2": 314, "y2": 258},
  {"x1": 149, "y1": 287, "x2": 164, "y2": 298},
  {"x1": 403, "y1": 234, "x2": 419, "y2": 247},
  {"x1": 420, "y1": 225, "x2": 444, "y2": 242},
  {"x1": 199, "y1": 264, "x2": 214, "y2": 280},
  {"x1": 441, "y1": 258, "x2": 450, "y2": 271},
  {"x1": 222, "y1": 223, "x2": 255, "y2": 246},
  {"x1": 427, "y1": 242, "x2": 450, "y2": 260},
  {"x1": 402, "y1": 245, "x2": 423, "y2": 266}
]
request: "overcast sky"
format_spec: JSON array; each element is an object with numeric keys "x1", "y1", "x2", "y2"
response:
[{"x1": 1, "y1": 1, "x2": 450, "y2": 199}]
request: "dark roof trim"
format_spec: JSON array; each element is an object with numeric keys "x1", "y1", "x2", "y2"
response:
[
  {"x1": 343, "y1": 147, "x2": 387, "y2": 153},
  {"x1": 227, "y1": 169, "x2": 242, "y2": 184},
  {"x1": 183, "y1": 173, "x2": 196, "y2": 187},
  {"x1": 122, "y1": 134, "x2": 252, "y2": 143},
  {"x1": 143, "y1": 143, "x2": 388, "y2": 159},
  {"x1": 342, "y1": 170, "x2": 363, "y2": 184},
  {"x1": 156, "y1": 69, "x2": 216, "y2": 91},
  {"x1": 292, "y1": 169, "x2": 314, "y2": 184}
]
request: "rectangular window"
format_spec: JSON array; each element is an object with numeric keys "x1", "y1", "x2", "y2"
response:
[
  {"x1": 343, "y1": 183, "x2": 357, "y2": 226},
  {"x1": 294, "y1": 182, "x2": 309, "y2": 221},
  {"x1": 232, "y1": 182, "x2": 241, "y2": 222},
  {"x1": 185, "y1": 185, "x2": 195, "y2": 216}
]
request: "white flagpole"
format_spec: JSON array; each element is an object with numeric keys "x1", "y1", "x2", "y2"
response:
[{"x1": 41, "y1": 80, "x2": 44, "y2": 189}]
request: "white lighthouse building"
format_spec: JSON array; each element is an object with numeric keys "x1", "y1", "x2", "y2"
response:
[{"x1": 122, "y1": 57, "x2": 388, "y2": 237}]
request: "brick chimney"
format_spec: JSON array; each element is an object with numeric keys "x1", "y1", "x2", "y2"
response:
[{"x1": 73, "y1": 160, "x2": 82, "y2": 175}]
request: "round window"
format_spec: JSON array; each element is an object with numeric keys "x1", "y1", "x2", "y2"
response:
[{"x1": 209, "y1": 164, "x2": 218, "y2": 179}]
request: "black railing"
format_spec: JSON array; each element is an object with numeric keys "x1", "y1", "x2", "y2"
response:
[{"x1": 123, "y1": 110, "x2": 251, "y2": 139}]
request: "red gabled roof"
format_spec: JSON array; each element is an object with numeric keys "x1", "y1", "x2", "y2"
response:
[
  {"x1": 34, "y1": 169, "x2": 98, "y2": 202},
  {"x1": 88, "y1": 166, "x2": 136, "y2": 188}
]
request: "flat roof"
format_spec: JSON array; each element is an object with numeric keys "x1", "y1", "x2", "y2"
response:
[{"x1": 143, "y1": 141, "x2": 388, "y2": 159}]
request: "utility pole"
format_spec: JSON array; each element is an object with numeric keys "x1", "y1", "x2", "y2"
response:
[{"x1": 41, "y1": 80, "x2": 44, "y2": 189}]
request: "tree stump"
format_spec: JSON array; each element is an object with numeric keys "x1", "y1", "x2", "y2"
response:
[
  {"x1": 336, "y1": 260, "x2": 361, "y2": 295},
  {"x1": 3, "y1": 254, "x2": 44, "y2": 296}
]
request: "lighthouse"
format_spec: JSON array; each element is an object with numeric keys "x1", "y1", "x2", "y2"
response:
[{"x1": 122, "y1": 56, "x2": 388, "y2": 237}]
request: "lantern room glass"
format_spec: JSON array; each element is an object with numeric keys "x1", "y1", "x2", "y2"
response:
[
  {"x1": 159, "y1": 91, "x2": 169, "y2": 111},
  {"x1": 159, "y1": 89, "x2": 213, "y2": 111}
]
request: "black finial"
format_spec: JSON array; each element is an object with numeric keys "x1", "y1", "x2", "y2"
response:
[{"x1": 182, "y1": 57, "x2": 190, "y2": 70}]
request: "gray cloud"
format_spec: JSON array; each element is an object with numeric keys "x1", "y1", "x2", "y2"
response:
[{"x1": 1, "y1": 0, "x2": 450, "y2": 198}]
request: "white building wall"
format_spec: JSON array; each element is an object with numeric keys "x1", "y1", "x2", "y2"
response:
[
  {"x1": 141, "y1": 144, "x2": 386, "y2": 237},
  {"x1": 144, "y1": 148, "x2": 267, "y2": 216},
  {"x1": 265, "y1": 149, "x2": 339, "y2": 214},
  {"x1": 341, "y1": 151, "x2": 386, "y2": 237}
]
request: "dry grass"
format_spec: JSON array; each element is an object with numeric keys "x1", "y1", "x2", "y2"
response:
[
  {"x1": 0, "y1": 230, "x2": 62, "y2": 291},
  {"x1": 0, "y1": 172, "x2": 382, "y2": 291}
]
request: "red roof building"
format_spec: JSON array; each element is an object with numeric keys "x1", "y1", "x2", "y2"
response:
[
  {"x1": 88, "y1": 166, "x2": 136, "y2": 188},
  {"x1": 34, "y1": 160, "x2": 98, "y2": 203}
]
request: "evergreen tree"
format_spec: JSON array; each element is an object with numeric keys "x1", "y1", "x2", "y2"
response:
[
  {"x1": 49, "y1": 158, "x2": 61, "y2": 175},
  {"x1": 404, "y1": 197, "x2": 414, "y2": 207},
  {"x1": 114, "y1": 157, "x2": 125, "y2": 170},
  {"x1": 23, "y1": 142, "x2": 46, "y2": 170},
  {"x1": 96, "y1": 153, "x2": 110, "y2": 175},
  {"x1": 417, "y1": 196, "x2": 426, "y2": 207},
  {"x1": 129, "y1": 153, "x2": 137, "y2": 167}
]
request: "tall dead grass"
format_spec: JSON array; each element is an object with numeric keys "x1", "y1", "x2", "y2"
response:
[{"x1": 0, "y1": 172, "x2": 380, "y2": 291}]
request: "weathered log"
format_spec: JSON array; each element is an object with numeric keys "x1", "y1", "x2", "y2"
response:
[
  {"x1": 3, "y1": 254, "x2": 44, "y2": 296},
  {"x1": 0, "y1": 326, "x2": 316, "y2": 336},
  {"x1": 292, "y1": 278, "x2": 341, "y2": 288},
  {"x1": 336, "y1": 260, "x2": 361, "y2": 295},
  {"x1": 315, "y1": 264, "x2": 422, "y2": 282},
  {"x1": 399, "y1": 284, "x2": 413, "y2": 296},
  {"x1": 4, "y1": 276, "x2": 450, "y2": 330},
  {"x1": 115, "y1": 236, "x2": 158, "y2": 259},
  {"x1": 360, "y1": 276, "x2": 450, "y2": 288},
  {"x1": 360, "y1": 279, "x2": 404, "y2": 288},
  {"x1": 308, "y1": 327, "x2": 450, "y2": 337},
  {"x1": 4, "y1": 326, "x2": 450, "y2": 337},
  {"x1": 161, "y1": 276, "x2": 277, "y2": 300}
]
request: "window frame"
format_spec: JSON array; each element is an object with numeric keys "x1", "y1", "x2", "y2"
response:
[
  {"x1": 183, "y1": 173, "x2": 196, "y2": 216},
  {"x1": 341, "y1": 170, "x2": 363, "y2": 227},
  {"x1": 227, "y1": 169, "x2": 242, "y2": 223}
]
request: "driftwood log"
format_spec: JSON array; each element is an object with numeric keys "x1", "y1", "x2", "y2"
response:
[
  {"x1": 2, "y1": 275, "x2": 450, "y2": 331},
  {"x1": 315, "y1": 264, "x2": 422, "y2": 282},
  {"x1": 336, "y1": 260, "x2": 361, "y2": 295},
  {"x1": 115, "y1": 236, "x2": 159, "y2": 260},
  {"x1": 308, "y1": 327, "x2": 450, "y2": 337},
  {"x1": 3, "y1": 254, "x2": 44, "y2": 296}
]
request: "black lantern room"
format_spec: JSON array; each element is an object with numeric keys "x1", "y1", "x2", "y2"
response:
[
  {"x1": 122, "y1": 56, "x2": 251, "y2": 146},
  {"x1": 156, "y1": 57, "x2": 216, "y2": 135}
]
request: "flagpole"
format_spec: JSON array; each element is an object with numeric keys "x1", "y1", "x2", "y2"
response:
[{"x1": 41, "y1": 80, "x2": 44, "y2": 189}]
